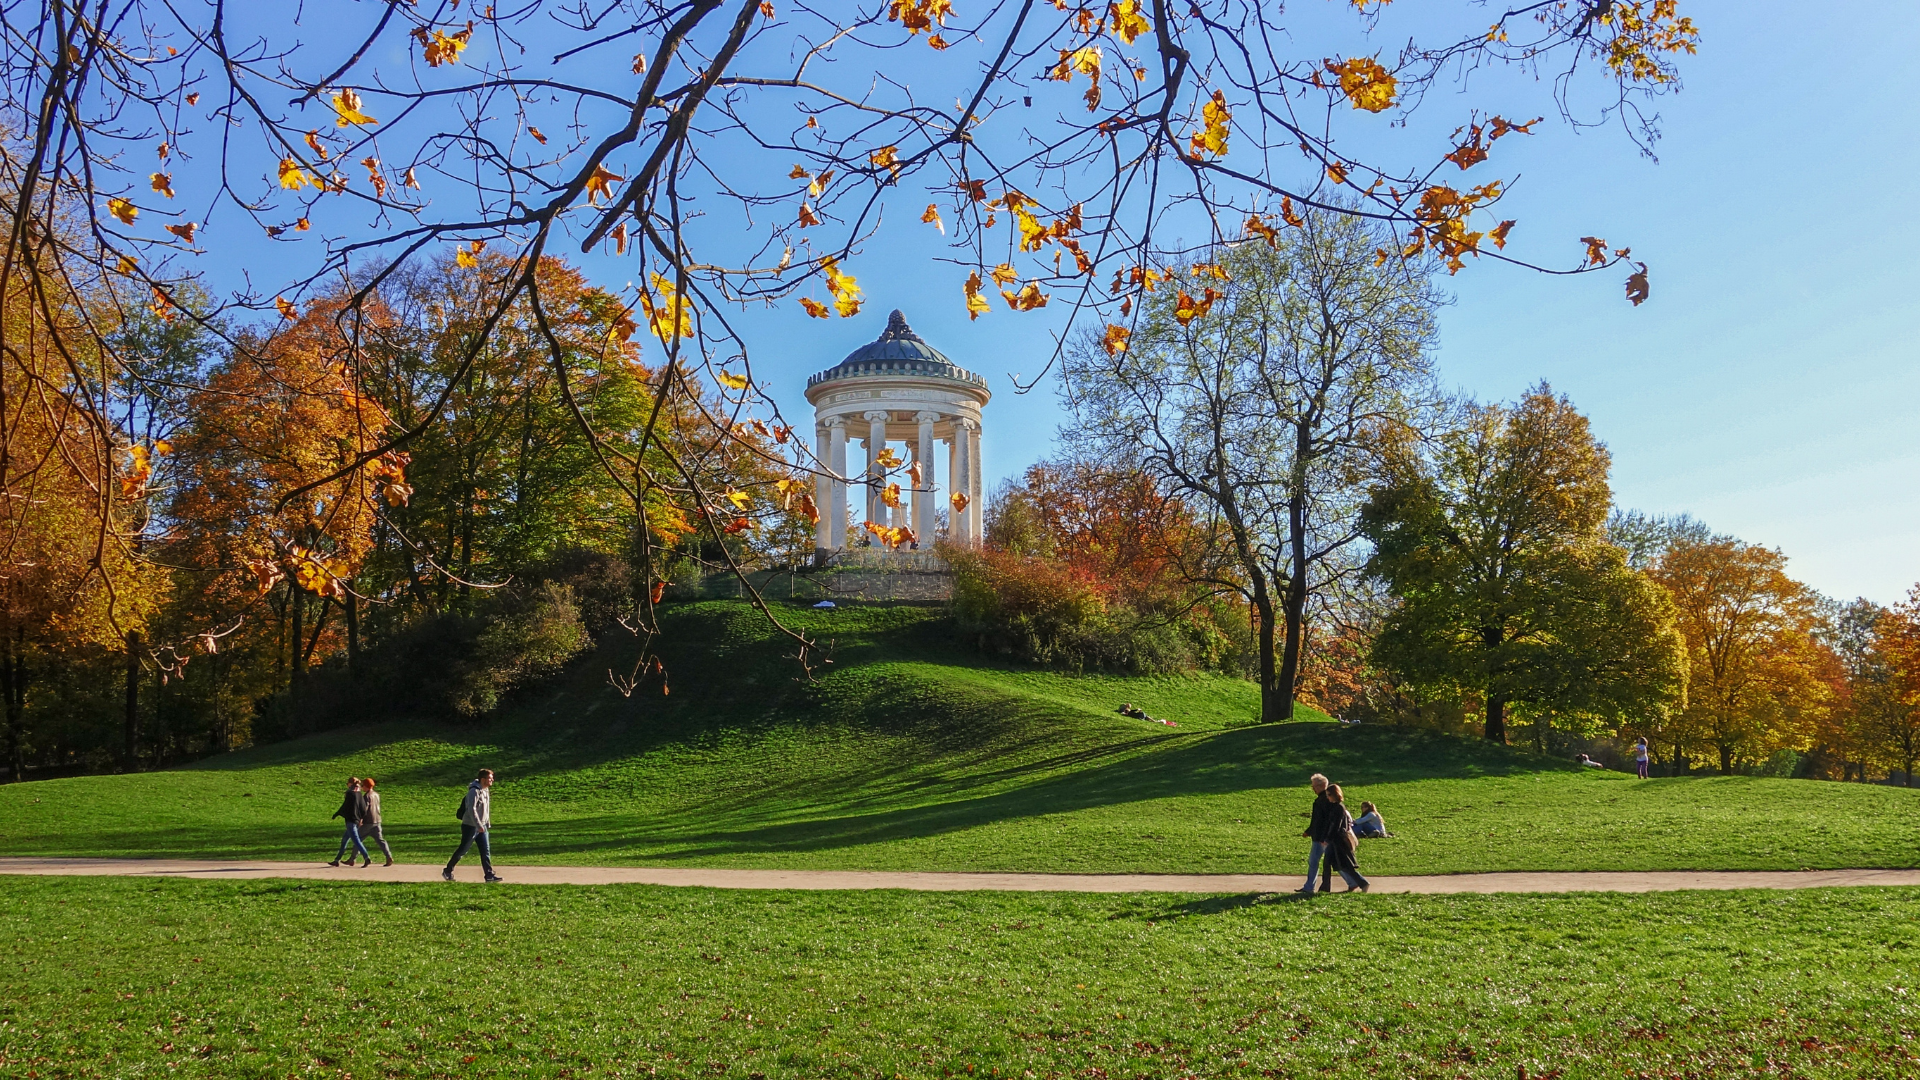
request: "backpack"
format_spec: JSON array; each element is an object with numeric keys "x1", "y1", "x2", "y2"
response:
[{"x1": 454, "y1": 788, "x2": 473, "y2": 822}]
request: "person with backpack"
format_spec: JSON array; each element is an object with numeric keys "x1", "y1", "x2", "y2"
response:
[
  {"x1": 1321, "y1": 784, "x2": 1370, "y2": 893},
  {"x1": 443, "y1": 769, "x2": 502, "y2": 883},
  {"x1": 328, "y1": 778, "x2": 371, "y2": 868}
]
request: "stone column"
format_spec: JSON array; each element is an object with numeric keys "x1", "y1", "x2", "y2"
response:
[
  {"x1": 967, "y1": 418, "x2": 984, "y2": 543},
  {"x1": 952, "y1": 418, "x2": 976, "y2": 546},
  {"x1": 826, "y1": 417, "x2": 848, "y2": 551},
  {"x1": 914, "y1": 411, "x2": 939, "y2": 546},
  {"x1": 813, "y1": 426, "x2": 832, "y2": 556},
  {"x1": 864, "y1": 410, "x2": 889, "y2": 533}
]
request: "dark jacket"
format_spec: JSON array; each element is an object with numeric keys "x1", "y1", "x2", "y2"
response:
[
  {"x1": 332, "y1": 790, "x2": 366, "y2": 823},
  {"x1": 1306, "y1": 792, "x2": 1339, "y2": 842},
  {"x1": 1325, "y1": 804, "x2": 1361, "y2": 872}
]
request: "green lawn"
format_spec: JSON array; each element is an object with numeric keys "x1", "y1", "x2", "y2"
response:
[
  {"x1": 0, "y1": 602, "x2": 1915, "y2": 875},
  {"x1": 4, "y1": 876, "x2": 1917, "y2": 1078}
]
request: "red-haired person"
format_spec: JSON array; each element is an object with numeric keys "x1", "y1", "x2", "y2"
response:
[{"x1": 361, "y1": 777, "x2": 394, "y2": 867}]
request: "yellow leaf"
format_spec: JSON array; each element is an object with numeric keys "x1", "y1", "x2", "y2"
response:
[
  {"x1": 1326, "y1": 56, "x2": 1398, "y2": 113},
  {"x1": 881, "y1": 483, "x2": 902, "y2": 509},
  {"x1": 642, "y1": 271, "x2": 696, "y2": 341},
  {"x1": 331, "y1": 88, "x2": 378, "y2": 126},
  {"x1": 1108, "y1": 0, "x2": 1151, "y2": 44},
  {"x1": 823, "y1": 257, "x2": 862, "y2": 317},
  {"x1": 963, "y1": 271, "x2": 991, "y2": 320},
  {"x1": 114, "y1": 254, "x2": 137, "y2": 274},
  {"x1": 799, "y1": 296, "x2": 830, "y2": 318},
  {"x1": 278, "y1": 158, "x2": 312, "y2": 190},
  {"x1": 989, "y1": 262, "x2": 1018, "y2": 286},
  {"x1": 1326, "y1": 162, "x2": 1348, "y2": 184},
  {"x1": 1188, "y1": 90, "x2": 1231, "y2": 158},
  {"x1": 275, "y1": 296, "x2": 298, "y2": 320},
  {"x1": 869, "y1": 145, "x2": 900, "y2": 176},
  {"x1": 1000, "y1": 281, "x2": 1048, "y2": 311},
  {"x1": 921, "y1": 204, "x2": 944, "y2": 233},
  {"x1": 950, "y1": 492, "x2": 969, "y2": 513},
  {"x1": 455, "y1": 248, "x2": 479, "y2": 268},
  {"x1": 726, "y1": 489, "x2": 753, "y2": 509},
  {"x1": 1103, "y1": 324, "x2": 1130, "y2": 356},
  {"x1": 412, "y1": 22, "x2": 474, "y2": 66},
  {"x1": 717, "y1": 371, "x2": 750, "y2": 391},
  {"x1": 585, "y1": 164, "x2": 623, "y2": 204},
  {"x1": 1173, "y1": 287, "x2": 1220, "y2": 325},
  {"x1": 107, "y1": 198, "x2": 138, "y2": 225},
  {"x1": 1489, "y1": 220, "x2": 1515, "y2": 249}
]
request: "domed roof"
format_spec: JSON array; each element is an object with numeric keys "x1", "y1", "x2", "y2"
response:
[{"x1": 807, "y1": 310, "x2": 986, "y2": 391}]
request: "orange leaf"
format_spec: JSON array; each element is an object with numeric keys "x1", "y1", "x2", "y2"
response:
[
  {"x1": 150, "y1": 173, "x2": 174, "y2": 198},
  {"x1": 1102, "y1": 324, "x2": 1130, "y2": 356},
  {"x1": 799, "y1": 296, "x2": 830, "y2": 318},
  {"x1": 921, "y1": 204, "x2": 944, "y2": 233},
  {"x1": 1325, "y1": 56, "x2": 1397, "y2": 112},
  {"x1": 164, "y1": 222, "x2": 197, "y2": 243},
  {"x1": 275, "y1": 296, "x2": 298, "y2": 320},
  {"x1": 585, "y1": 164, "x2": 623, "y2": 204},
  {"x1": 1580, "y1": 236, "x2": 1608, "y2": 267}
]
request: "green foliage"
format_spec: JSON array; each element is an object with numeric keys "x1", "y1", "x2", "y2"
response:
[
  {"x1": 5, "y1": 877, "x2": 1918, "y2": 1078},
  {"x1": 1361, "y1": 386, "x2": 1687, "y2": 743}
]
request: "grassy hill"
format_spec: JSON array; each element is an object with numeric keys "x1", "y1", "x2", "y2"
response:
[{"x1": 0, "y1": 601, "x2": 1914, "y2": 874}]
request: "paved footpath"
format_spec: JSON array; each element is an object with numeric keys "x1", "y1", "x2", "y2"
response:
[{"x1": 2, "y1": 858, "x2": 1918, "y2": 894}]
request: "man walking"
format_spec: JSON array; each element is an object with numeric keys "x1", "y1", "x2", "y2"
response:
[
  {"x1": 1296, "y1": 773, "x2": 1336, "y2": 895},
  {"x1": 444, "y1": 769, "x2": 503, "y2": 883}
]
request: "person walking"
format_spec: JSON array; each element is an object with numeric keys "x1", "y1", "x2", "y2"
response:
[
  {"x1": 1322, "y1": 784, "x2": 1370, "y2": 893},
  {"x1": 328, "y1": 778, "x2": 371, "y2": 868},
  {"x1": 1634, "y1": 738, "x2": 1651, "y2": 779},
  {"x1": 1296, "y1": 773, "x2": 1337, "y2": 895},
  {"x1": 443, "y1": 769, "x2": 502, "y2": 883},
  {"x1": 361, "y1": 776, "x2": 394, "y2": 867}
]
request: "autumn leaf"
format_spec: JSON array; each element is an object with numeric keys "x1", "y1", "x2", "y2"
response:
[
  {"x1": 1108, "y1": 0, "x2": 1151, "y2": 44},
  {"x1": 642, "y1": 271, "x2": 696, "y2": 341},
  {"x1": 278, "y1": 158, "x2": 313, "y2": 190},
  {"x1": 963, "y1": 271, "x2": 991, "y2": 320},
  {"x1": 1326, "y1": 56, "x2": 1398, "y2": 112},
  {"x1": 717, "y1": 371, "x2": 750, "y2": 391},
  {"x1": 726, "y1": 489, "x2": 753, "y2": 510},
  {"x1": 1173, "y1": 287, "x2": 1220, "y2": 325},
  {"x1": 632, "y1": 53, "x2": 647, "y2": 74},
  {"x1": 275, "y1": 296, "x2": 298, "y2": 319},
  {"x1": 455, "y1": 247, "x2": 479, "y2": 268},
  {"x1": 800, "y1": 296, "x2": 830, "y2": 318},
  {"x1": 411, "y1": 22, "x2": 475, "y2": 66},
  {"x1": 881, "y1": 482, "x2": 902, "y2": 509},
  {"x1": 610, "y1": 222, "x2": 629, "y2": 255},
  {"x1": 789, "y1": 164, "x2": 809, "y2": 179},
  {"x1": 150, "y1": 173, "x2": 174, "y2": 199},
  {"x1": 164, "y1": 222, "x2": 197, "y2": 243},
  {"x1": 989, "y1": 262, "x2": 1018, "y2": 286},
  {"x1": 361, "y1": 156, "x2": 387, "y2": 197},
  {"x1": 528, "y1": 126, "x2": 547, "y2": 145},
  {"x1": 1580, "y1": 236, "x2": 1609, "y2": 267},
  {"x1": 1280, "y1": 195, "x2": 1304, "y2": 228},
  {"x1": 823, "y1": 257, "x2": 862, "y2": 317},
  {"x1": 1102, "y1": 324, "x2": 1130, "y2": 356},
  {"x1": 1489, "y1": 220, "x2": 1515, "y2": 249},
  {"x1": 304, "y1": 130, "x2": 330, "y2": 159},
  {"x1": 650, "y1": 581, "x2": 668, "y2": 604},
  {"x1": 1326, "y1": 162, "x2": 1348, "y2": 184},
  {"x1": 875, "y1": 447, "x2": 904, "y2": 469},
  {"x1": 1188, "y1": 90, "x2": 1230, "y2": 158},
  {"x1": 114, "y1": 254, "x2": 136, "y2": 274},
  {"x1": 760, "y1": 1, "x2": 775, "y2": 18},
  {"x1": 331, "y1": 88, "x2": 378, "y2": 126},
  {"x1": 1190, "y1": 262, "x2": 1228, "y2": 280},
  {"x1": 722, "y1": 516, "x2": 752, "y2": 536},
  {"x1": 798, "y1": 491, "x2": 819, "y2": 523},
  {"x1": 797, "y1": 203, "x2": 821, "y2": 227},
  {"x1": 1000, "y1": 281, "x2": 1048, "y2": 311},
  {"x1": 585, "y1": 164, "x2": 623, "y2": 204},
  {"x1": 1625, "y1": 262, "x2": 1650, "y2": 306},
  {"x1": 921, "y1": 204, "x2": 944, "y2": 233},
  {"x1": 869, "y1": 145, "x2": 901, "y2": 176},
  {"x1": 950, "y1": 492, "x2": 970, "y2": 513},
  {"x1": 403, "y1": 168, "x2": 420, "y2": 189},
  {"x1": 1244, "y1": 214, "x2": 1279, "y2": 247},
  {"x1": 107, "y1": 197, "x2": 138, "y2": 225}
]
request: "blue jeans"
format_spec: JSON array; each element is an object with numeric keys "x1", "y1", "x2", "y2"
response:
[
  {"x1": 333, "y1": 823, "x2": 369, "y2": 863},
  {"x1": 446, "y1": 825, "x2": 494, "y2": 877},
  {"x1": 1303, "y1": 840, "x2": 1327, "y2": 890}
]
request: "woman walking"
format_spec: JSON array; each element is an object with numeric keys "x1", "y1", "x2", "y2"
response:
[
  {"x1": 1633, "y1": 738, "x2": 1651, "y2": 779},
  {"x1": 329, "y1": 778, "x2": 372, "y2": 868},
  {"x1": 361, "y1": 777, "x2": 394, "y2": 867},
  {"x1": 1322, "y1": 784, "x2": 1370, "y2": 893}
]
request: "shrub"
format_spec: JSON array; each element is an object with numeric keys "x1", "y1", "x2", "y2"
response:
[{"x1": 1754, "y1": 747, "x2": 1802, "y2": 779}]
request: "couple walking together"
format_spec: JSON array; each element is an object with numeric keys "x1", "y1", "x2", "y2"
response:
[
  {"x1": 329, "y1": 777, "x2": 392, "y2": 867},
  {"x1": 1298, "y1": 772, "x2": 1369, "y2": 894}
]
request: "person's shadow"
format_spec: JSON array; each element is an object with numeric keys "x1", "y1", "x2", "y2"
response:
[{"x1": 1146, "y1": 891, "x2": 1309, "y2": 920}]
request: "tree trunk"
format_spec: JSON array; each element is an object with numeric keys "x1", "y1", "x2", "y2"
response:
[
  {"x1": 1484, "y1": 695, "x2": 1507, "y2": 744},
  {"x1": 1718, "y1": 742, "x2": 1734, "y2": 775},
  {"x1": 346, "y1": 588, "x2": 359, "y2": 677},
  {"x1": 1250, "y1": 575, "x2": 1285, "y2": 723},
  {"x1": 289, "y1": 589, "x2": 304, "y2": 696},
  {"x1": 1, "y1": 628, "x2": 23, "y2": 782},
  {"x1": 123, "y1": 629, "x2": 140, "y2": 770}
]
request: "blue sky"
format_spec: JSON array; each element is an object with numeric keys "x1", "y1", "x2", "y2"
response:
[
  {"x1": 165, "y1": 1, "x2": 1919, "y2": 604},
  {"x1": 753, "y1": 0, "x2": 1920, "y2": 605}
]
